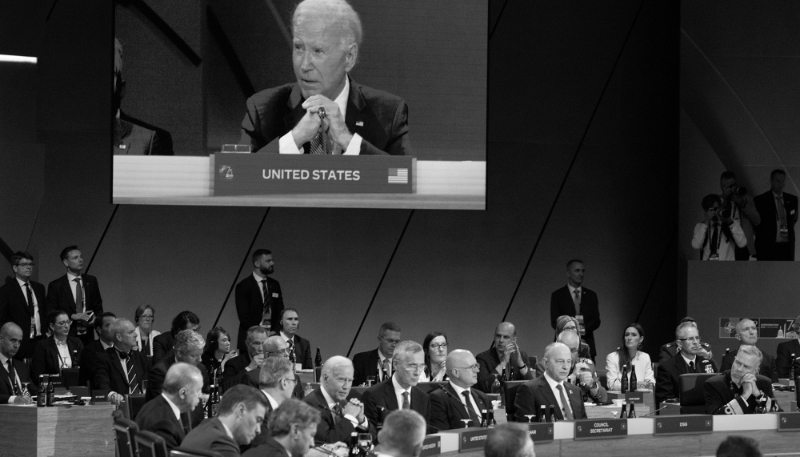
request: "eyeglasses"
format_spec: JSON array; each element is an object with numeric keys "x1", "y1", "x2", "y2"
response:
[
  {"x1": 430, "y1": 343, "x2": 448, "y2": 350},
  {"x1": 15, "y1": 262, "x2": 35, "y2": 268},
  {"x1": 452, "y1": 364, "x2": 480, "y2": 372},
  {"x1": 679, "y1": 337, "x2": 701, "y2": 343}
]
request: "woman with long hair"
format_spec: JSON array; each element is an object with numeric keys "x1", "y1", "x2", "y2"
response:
[{"x1": 604, "y1": 323, "x2": 655, "y2": 391}]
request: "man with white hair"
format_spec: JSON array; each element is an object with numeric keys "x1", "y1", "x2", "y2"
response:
[
  {"x1": 720, "y1": 318, "x2": 777, "y2": 382},
  {"x1": 94, "y1": 318, "x2": 149, "y2": 405},
  {"x1": 135, "y1": 362, "x2": 203, "y2": 450},
  {"x1": 303, "y1": 355, "x2": 372, "y2": 443},
  {"x1": 362, "y1": 341, "x2": 431, "y2": 428},
  {"x1": 704, "y1": 345, "x2": 780, "y2": 414},
  {"x1": 514, "y1": 342, "x2": 586, "y2": 421},
  {"x1": 239, "y1": 0, "x2": 412, "y2": 156},
  {"x1": 374, "y1": 410, "x2": 427, "y2": 457}
]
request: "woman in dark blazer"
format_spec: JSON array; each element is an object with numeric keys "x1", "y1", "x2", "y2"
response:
[{"x1": 31, "y1": 310, "x2": 83, "y2": 385}]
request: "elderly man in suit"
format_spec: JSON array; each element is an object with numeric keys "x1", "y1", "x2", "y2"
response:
[
  {"x1": 550, "y1": 259, "x2": 601, "y2": 360},
  {"x1": 514, "y1": 342, "x2": 586, "y2": 421},
  {"x1": 430, "y1": 349, "x2": 489, "y2": 430},
  {"x1": 239, "y1": 0, "x2": 412, "y2": 157},
  {"x1": 754, "y1": 169, "x2": 799, "y2": 261},
  {"x1": 31, "y1": 311, "x2": 83, "y2": 384},
  {"x1": 230, "y1": 336, "x2": 305, "y2": 400},
  {"x1": 476, "y1": 322, "x2": 534, "y2": 393},
  {"x1": 656, "y1": 322, "x2": 718, "y2": 408},
  {"x1": 0, "y1": 252, "x2": 47, "y2": 359},
  {"x1": 135, "y1": 362, "x2": 203, "y2": 451},
  {"x1": 362, "y1": 341, "x2": 431, "y2": 428},
  {"x1": 243, "y1": 399, "x2": 323, "y2": 457},
  {"x1": 45, "y1": 246, "x2": 103, "y2": 346},
  {"x1": 224, "y1": 326, "x2": 269, "y2": 391},
  {"x1": 352, "y1": 322, "x2": 401, "y2": 387},
  {"x1": 235, "y1": 249, "x2": 284, "y2": 350},
  {"x1": 705, "y1": 345, "x2": 780, "y2": 415},
  {"x1": 0, "y1": 322, "x2": 37, "y2": 404},
  {"x1": 181, "y1": 384, "x2": 268, "y2": 457},
  {"x1": 94, "y1": 318, "x2": 150, "y2": 405},
  {"x1": 277, "y1": 308, "x2": 313, "y2": 369},
  {"x1": 534, "y1": 331, "x2": 606, "y2": 404},
  {"x1": 304, "y1": 356, "x2": 371, "y2": 443},
  {"x1": 719, "y1": 319, "x2": 777, "y2": 382}
]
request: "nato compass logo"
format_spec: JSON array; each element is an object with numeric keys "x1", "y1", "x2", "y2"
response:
[{"x1": 219, "y1": 165, "x2": 234, "y2": 180}]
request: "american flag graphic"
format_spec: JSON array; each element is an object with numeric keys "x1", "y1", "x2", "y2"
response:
[{"x1": 388, "y1": 168, "x2": 408, "y2": 184}]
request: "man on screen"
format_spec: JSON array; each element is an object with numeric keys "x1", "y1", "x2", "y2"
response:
[{"x1": 239, "y1": 0, "x2": 412, "y2": 156}]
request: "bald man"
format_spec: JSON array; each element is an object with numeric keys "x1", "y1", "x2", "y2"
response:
[
  {"x1": 476, "y1": 322, "x2": 534, "y2": 393},
  {"x1": 303, "y1": 356, "x2": 373, "y2": 443},
  {"x1": 429, "y1": 350, "x2": 490, "y2": 430},
  {"x1": 535, "y1": 332, "x2": 606, "y2": 403},
  {"x1": 135, "y1": 363, "x2": 203, "y2": 450},
  {"x1": 514, "y1": 342, "x2": 586, "y2": 421},
  {"x1": 0, "y1": 322, "x2": 36, "y2": 404},
  {"x1": 239, "y1": 0, "x2": 412, "y2": 156},
  {"x1": 232, "y1": 336, "x2": 302, "y2": 397},
  {"x1": 719, "y1": 319, "x2": 777, "y2": 382}
]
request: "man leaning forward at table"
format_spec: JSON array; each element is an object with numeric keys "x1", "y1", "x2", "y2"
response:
[{"x1": 704, "y1": 345, "x2": 781, "y2": 415}]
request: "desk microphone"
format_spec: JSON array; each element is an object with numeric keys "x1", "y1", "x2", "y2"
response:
[{"x1": 640, "y1": 404, "x2": 670, "y2": 417}]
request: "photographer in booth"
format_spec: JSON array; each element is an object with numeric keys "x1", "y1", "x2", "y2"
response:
[
  {"x1": 692, "y1": 194, "x2": 746, "y2": 261},
  {"x1": 719, "y1": 171, "x2": 760, "y2": 260}
]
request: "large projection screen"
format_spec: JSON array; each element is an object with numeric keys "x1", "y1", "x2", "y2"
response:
[{"x1": 112, "y1": 0, "x2": 486, "y2": 209}]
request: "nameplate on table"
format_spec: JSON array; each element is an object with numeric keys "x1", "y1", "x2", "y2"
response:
[
  {"x1": 778, "y1": 412, "x2": 800, "y2": 431},
  {"x1": 654, "y1": 415, "x2": 712, "y2": 435},
  {"x1": 574, "y1": 419, "x2": 627, "y2": 440},
  {"x1": 526, "y1": 423, "x2": 554, "y2": 442},
  {"x1": 420, "y1": 436, "x2": 441, "y2": 457},
  {"x1": 213, "y1": 154, "x2": 415, "y2": 195},
  {"x1": 625, "y1": 391, "x2": 644, "y2": 404},
  {"x1": 456, "y1": 427, "x2": 490, "y2": 451}
]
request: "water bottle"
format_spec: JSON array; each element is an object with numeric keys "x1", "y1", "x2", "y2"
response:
[{"x1": 620, "y1": 364, "x2": 629, "y2": 393}]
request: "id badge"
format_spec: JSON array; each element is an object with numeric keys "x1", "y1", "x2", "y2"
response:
[{"x1": 576, "y1": 314, "x2": 586, "y2": 336}]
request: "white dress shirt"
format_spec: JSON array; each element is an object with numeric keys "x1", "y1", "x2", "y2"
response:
[
  {"x1": 391, "y1": 374, "x2": 411, "y2": 410},
  {"x1": 448, "y1": 381, "x2": 482, "y2": 417},
  {"x1": 55, "y1": 339, "x2": 72, "y2": 369},
  {"x1": 543, "y1": 372, "x2": 573, "y2": 418},
  {"x1": 162, "y1": 393, "x2": 182, "y2": 421},
  {"x1": 66, "y1": 272, "x2": 86, "y2": 312},
  {"x1": 0, "y1": 352, "x2": 23, "y2": 403}
]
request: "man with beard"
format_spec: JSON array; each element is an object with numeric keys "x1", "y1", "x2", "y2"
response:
[{"x1": 236, "y1": 249, "x2": 284, "y2": 350}]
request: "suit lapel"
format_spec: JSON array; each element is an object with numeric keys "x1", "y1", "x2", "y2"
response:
[
  {"x1": 284, "y1": 85, "x2": 308, "y2": 152},
  {"x1": 383, "y1": 380, "x2": 399, "y2": 410},
  {"x1": 539, "y1": 378, "x2": 562, "y2": 419},
  {"x1": 108, "y1": 348, "x2": 128, "y2": 383},
  {"x1": 47, "y1": 338, "x2": 59, "y2": 371},
  {"x1": 443, "y1": 383, "x2": 470, "y2": 419},
  {"x1": 60, "y1": 276, "x2": 77, "y2": 314}
]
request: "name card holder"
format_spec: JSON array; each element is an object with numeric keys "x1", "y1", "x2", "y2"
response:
[
  {"x1": 212, "y1": 154, "x2": 415, "y2": 195},
  {"x1": 574, "y1": 419, "x2": 628, "y2": 440},
  {"x1": 654, "y1": 415, "x2": 713, "y2": 435},
  {"x1": 625, "y1": 391, "x2": 644, "y2": 404},
  {"x1": 440, "y1": 427, "x2": 491, "y2": 452},
  {"x1": 420, "y1": 436, "x2": 441, "y2": 457},
  {"x1": 526, "y1": 423, "x2": 554, "y2": 442},
  {"x1": 778, "y1": 412, "x2": 800, "y2": 431}
]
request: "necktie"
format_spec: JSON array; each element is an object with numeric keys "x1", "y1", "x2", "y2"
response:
[
  {"x1": 261, "y1": 279, "x2": 271, "y2": 329},
  {"x1": 778, "y1": 195, "x2": 788, "y2": 237},
  {"x1": 7, "y1": 360, "x2": 21, "y2": 396},
  {"x1": 74, "y1": 278, "x2": 84, "y2": 312},
  {"x1": 332, "y1": 403, "x2": 343, "y2": 424},
  {"x1": 121, "y1": 352, "x2": 139, "y2": 394},
  {"x1": 310, "y1": 128, "x2": 332, "y2": 155},
  {"x1": 381, "y1": 359, "x2": 390, "y2": 381},
  {"x1": 141, "y1": 335, "x2": 150, "y2": 356},
  {"x1": 461, "y1": 390, "x2": 481, "y2": 426},
  {"x1": 556, "y1": 384, "x2": 574, "y2": 420},
  {"x1": 689, "y1": 360, "x2": 695, "y2": 371},
  {"x1": 709, "y1": 224, "x2": 719, "y2": 257},
  {"x1": 24, "y1": 283, "x2": 36, "y2": 338},
  {"x1": 573, "y1": 289, "x2": 581, "y2": 315},
  {"x1": 402, "y1": 391, "x2": 410, "y2": 410},
  {"x1": 287, "y1": 339, "x2": 296, "y2": 364}
]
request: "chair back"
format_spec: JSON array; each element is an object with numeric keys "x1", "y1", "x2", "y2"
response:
[
  {"x1": 61, "y1": 367, "x2": 81, "y2": 388},
  {"x1": 170, "y1": 448, "x2": 224, "y2": 457},
  {"x1": 503, "y1": 380, "x2": 527, "y2": 421},
  {"x1": 527, "y1": 356, "x2": 538, "y2": 368},
  {"x1": 135, "y1": 430, "x2": 169, "y2": 457},
  {"x1": 113, "y1": 417, "x2": 139, "y2": 457},
  {"x1": 71, "y1": 385, "x2": 90, "y2": 397},
  {"x1": 679, "y1": 373, "x2": 716, "y2": 414},
  {"x1": 126, "y1": 393, "x2": 148, "y2": 420}
]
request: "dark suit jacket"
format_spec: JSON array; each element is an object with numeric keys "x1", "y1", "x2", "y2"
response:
[
  {"x1": 704, "y1": 371, "x2": 778, "y2": 414},
  {"x1": 429, "y1": 383, "x2": 489, "y2": 431},
  {"x1": 152, "y1": 332, "x2": 175, "y2": 365},
  {"x1": 0, "y1": 278, "x2": 47, "y2": 359},
  {"x1": 31, "y1": 336, "x2": 83, "y2": 383},
  {"x1": 240, "y1": 78, "x2": 412, "y2": 157},
  {"x1": 222, "y1": 351, "x2": 252, "y2": 393},
  {"x1": 114, "y1": 118, "x2": 161, "y2": 155},
  {"x1": 655, "y1": 353, "x2": 717, "y2": 407},
  {"x1": 93, "y1": 346, "x2": 150, "y2": 396},
  {"x1": 659, "y1": 340, "x2": 712, "y2": 364},
  {"x1": 147, "y1": 357, "x2": 210, "y2": 426},
  {"x1": 475, "y1": 348, "x2": 534, "y2": 393},
  {"x1": 234, "y1": 274, "x2": 284, "y2": 351},
  {"x1": 181, "y1": 417, "x2": 240, "y2": 457},
  {"x1": 0, "y1": 356, "x2": 37, "y2": 403},
  {"x1": 361, "y1": 378, "x2": 430, "y2": 428},
  {"x1": 45, "y1": 274, "x2": 103, "y2": 339},
  {"x1": 753, "y1": 190, "x2": 798, "y2": 259},
  {"x1": 242, "y1": 436, "x2": 287, "y2": 457},
  {"x1": 720, "y1": 347, "x2": 778, "y2": 382},
  {"x1": 232, "y1": 364, "x2": 304, "y2": 400},
  {"x1": 304, "y1": 387, "x2": 373, "y2": 443},
  {"x1": 550, "y1": 285, "x2": 601, "y2": 357},
  {"x1": 352, "y1": 348, "x2": 381, "y2": 387},
  {"x1": 242, "y1": 395, "x2": 274, "y2": 451},
  {"x1": 776, "y1": 339, "x2": 800, "y2": 378},
  {"x1": 135, "y1": 394, "x2": 186, "y2": 450},
  {"x1": 79, "y1": 339, "x2": 110, "y2": 386},
  {"x1": 513, "y1": 375, "x2": 586, "y2": 421},
  {"x1": 290, "y1": 334, "x2": 313, "y2": 370}
]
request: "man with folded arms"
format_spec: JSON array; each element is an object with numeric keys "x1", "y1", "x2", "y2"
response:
[
  {"x1": 362, "y1": 341, "x2": 431, "y2": 428},
  {"x1": 352, "y1": 322, "x2": 401, "y2": 387},
  {"x1": 0, "y1": 322, "x2": 36, "y2": 404},
  {"x1": 476, "y1": 322, "x2": 534, "y2": 393},
  {"x1": 656, "y1": 322, "x2": 718, "y2": 408},
  {"x1": 93, "y1": 318, "x2": 149, "y2": 405},
  {"x1": 243, "y1": 399, "x2": 322, "y2": 457},
  {"x1": 430, "y1": 349, "x2": 490, "y2": 430},
  {"x1": 181, "y1": 384, "x2": 268, "y2": 457},
  {"x1": 720, "y1": 319, "x2": 777, "y2": 382},
  {"x1": 514, "y1": 342, "x2": 586, "y2": 421},
  {"x1": 705, "y1": 345, "x2": 780, "y2": 414},
  {"x1": 304, "y1": 355, "x2": 372, "y2": 443},
  {"x1": 135, "y1": 362, "x2": 203, "y2": 450}
]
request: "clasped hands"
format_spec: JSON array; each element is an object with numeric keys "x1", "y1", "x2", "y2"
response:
[{"x1": 292, "y1": 95, "x2": 353, "y2": 150}]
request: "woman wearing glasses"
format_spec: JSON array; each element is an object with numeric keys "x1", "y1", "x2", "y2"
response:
[
  {"x1": 31, "y1": 310, "x2": 83, "y2": 385},
  {"x1": 133, "y1": 304, "x2": 161, "y2": 359},
  {"x1": 419, "y1": 332, "x2": 449, "y2": 382},
  {"x1": 554, "y1": 315, "x2": 591, "y2": 359}
]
